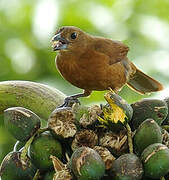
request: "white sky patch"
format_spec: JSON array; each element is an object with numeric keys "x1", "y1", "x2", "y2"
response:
[
  {"x1": 0, "y1": 0, "x2": 20, "y2": 11},
  {"x1": 88, "y1": 4, "x2": 128, "y2": 40},
  {"x1": 152, "y1": 50, "x2": 169, "y2": 73},
  {"x1": 5, "y1": 39, "x2": 36, "y2": 74},
  {"x1": 153, "y1": 87, "x2": 169, "y2": 100},
  {"x1": 89, "y1": 5, "x2": 115, "y2": 32},
  {"x1": 32, "y1": 0, "x2": 59, "y2": 47},
  {"x1": 113, "y1": 0, "x2": 134, "y2": 21},
  {"x1": 134, "y1": 50, "x2": 169, "y2": 75},
  {"x1": 139, "y1": 15, "x2": 169, "y2": 48},
  {"x1": 0, "y1": 0, "x2": 21, "y2": 18}
]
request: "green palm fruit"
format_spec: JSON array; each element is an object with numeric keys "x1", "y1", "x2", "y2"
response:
[
  {"x1": 29, "y1": 131, "x2": 62, "y2": 170},
  {"x1": 111, "y1": 153, "x2": 143, "y2": 180},
  {"x1": 134, "y1": 119, "x2": 162, "y2": 154},
  {"x1": 141, "y1": 143, "x2": 169, "y2": 179},
  {"x1": 0, "y1": 151, "x2": 37, "y2": 180},
  {"x1": 131, "y1": 99, "x2": 168, "y2": 130},
  {"x1": 0, "y1": 81, "x2": 66, "y2": 120},
  {"x1": 70, "y1": 147, "x2": 105, "y2": 180},
  {"x1": 4, "y1": 107, "x2": 41, "y2": 142}
]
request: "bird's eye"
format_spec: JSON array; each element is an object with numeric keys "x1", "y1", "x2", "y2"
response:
[{"x1": 70, "y1": 32, "x2": 77, "y2": 39}]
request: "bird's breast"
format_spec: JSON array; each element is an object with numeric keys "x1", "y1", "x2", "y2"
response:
[
  {"x1": 57, "y1": 56, "x2": 104, "y2": 90},
  {"x1": 56, "y1": 52, "x2": 128, "y2": 91}
]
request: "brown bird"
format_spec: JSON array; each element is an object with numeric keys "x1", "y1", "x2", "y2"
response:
[{"x1": 51, "y1": 26, "x2": 163, "y2": 106}]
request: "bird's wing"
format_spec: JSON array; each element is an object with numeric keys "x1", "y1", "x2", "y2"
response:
[{"x1": 94, "y1": 38, "x2": 129, "y2": 65}]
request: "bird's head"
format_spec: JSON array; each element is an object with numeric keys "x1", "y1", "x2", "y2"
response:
[{"x1": 51, "y1": 26, "x2": 89, "y2": 53}]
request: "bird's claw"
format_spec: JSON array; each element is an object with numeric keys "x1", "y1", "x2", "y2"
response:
[{"x1": 58, "y1": 96, "x2": 80, "y2": 108}]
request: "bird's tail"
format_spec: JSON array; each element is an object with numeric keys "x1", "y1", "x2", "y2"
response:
[{"x1": 127, "y1": 67, "x2": 163, "y2": 94}]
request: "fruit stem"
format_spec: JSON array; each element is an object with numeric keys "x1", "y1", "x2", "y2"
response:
[
  {"x1": 33, "y1": 169, "x2": 40, "y2": 180},
  {"x1": 20, "y1": 127, "x2": 49, "y2": 162},
  {"x1": 38, "y1": 127, "x2": 50, "y2": 134},
  {"x1": 126, "y1": 123, "x2": 133, "y2": 153},
  {"x1": 162, "y1": 125, "x2": 169, "y2": 132},
  {"x1": 21, "y1": 134, "x2": 36, "y2": 162}
]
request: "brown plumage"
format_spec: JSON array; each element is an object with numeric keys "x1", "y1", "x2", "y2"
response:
[{"x1": 51, "y1": 26, "x2": 163, "y2": 105}]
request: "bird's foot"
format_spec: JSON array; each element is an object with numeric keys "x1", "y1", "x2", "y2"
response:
[{"x1": 58, "y1": 96, "x2": 80, "y2": 108}]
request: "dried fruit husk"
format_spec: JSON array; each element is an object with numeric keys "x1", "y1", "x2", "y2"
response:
[
  {"x1": 73, "y1": 104, "x2": 101, "y2": 128},
  {"x1": 93, "y1": 146, "x2": 116, "y2": 170},
  {"x1": 48, "y1": 107, "x2": 77, "y2": 139},
  {"x1": 71, "y1": 129, "x2": 98, "y2": 151},
  {"x1": 99, "y1": 129, "x2": 128, "y2": 156},
  {"x1": 51, "y1": 155, "x2": 73, "y2": 180}
]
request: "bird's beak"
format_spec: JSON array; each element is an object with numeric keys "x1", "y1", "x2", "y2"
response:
[{"x1": 51, "y1": 33, "x2": 68, "y2": 51}]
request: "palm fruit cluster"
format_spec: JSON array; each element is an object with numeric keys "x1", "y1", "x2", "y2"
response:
[{"x1": 0, "y1": 89, "x2": 169, "y2": 180}]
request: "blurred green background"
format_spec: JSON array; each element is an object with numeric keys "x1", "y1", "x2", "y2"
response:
[{"x1": 0, "y1": 0, "x2": 169, "y2": 163}]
